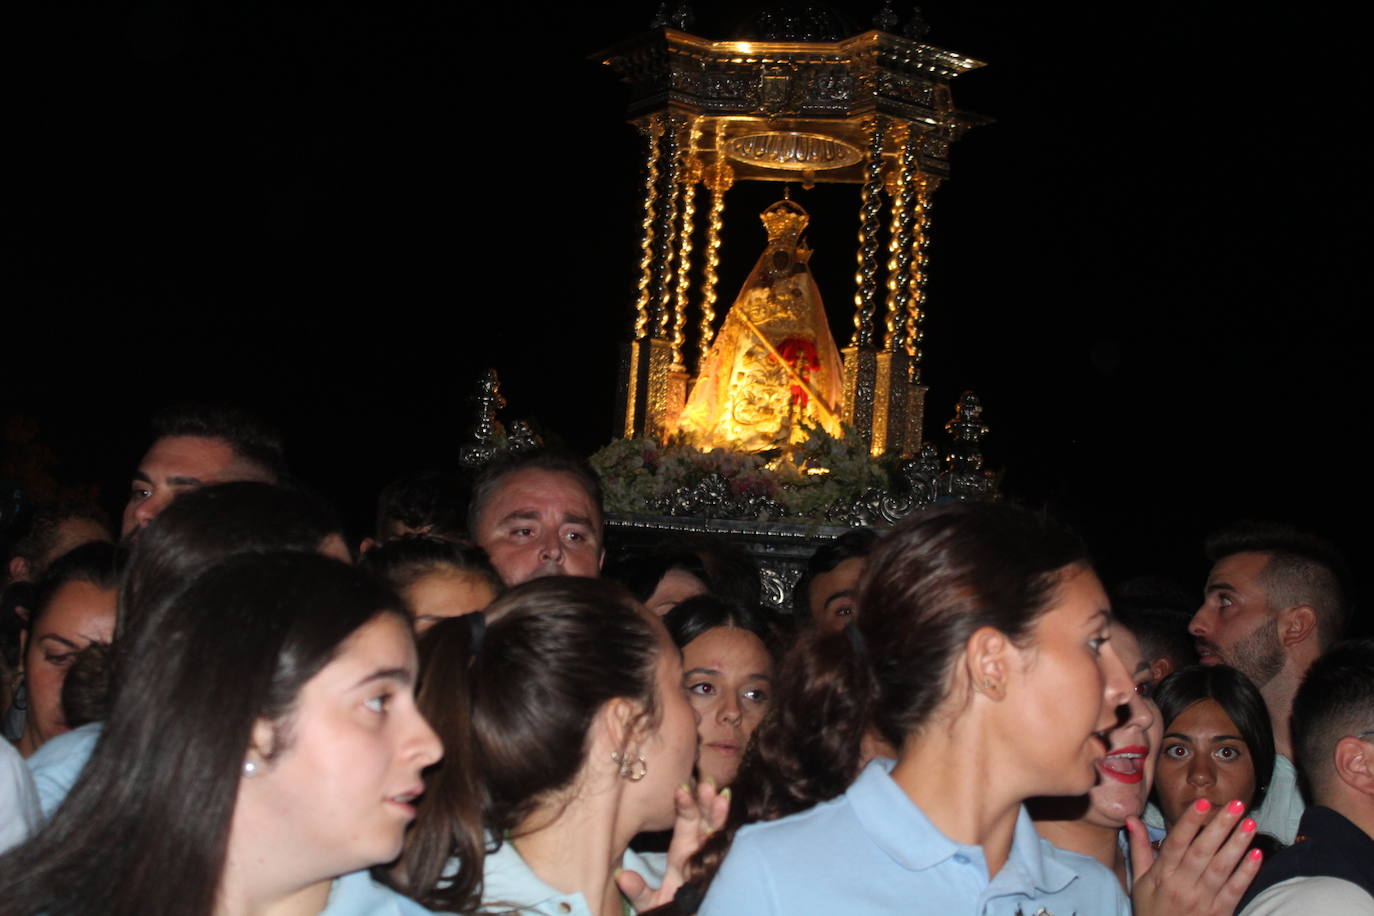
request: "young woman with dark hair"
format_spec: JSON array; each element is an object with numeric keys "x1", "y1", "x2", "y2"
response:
[
  {"x1": 360, "y1": 535, "x2": 502, "y2": 632},
  {"x1": 25, "y1": 480, "x2": 353, "y2": 817},
  {"x1": 663, "y1": 595, "x2": 777, "y2": 789},
  {"x1": 12, "y1": 541, "x2": 121, "y2": 757},
  {"x1": 391, "y1": 576, "x2": 725, "y2": 915},
  {"x1": 694, "y1": 502, "x2": 1263, "y2": 915},
  {"x1": 0, "y1": 552, "x2": 441, "y2": 915},
  {"x1": 1153, "y1": 665, "x2": 1277, "y2": 834},
  {"x1": 1030, "y1": 617, "x2": 1165, "y2": 889},
  {"x1": 1029, "y1": 628, "x2": 1270, "y2": 913}
]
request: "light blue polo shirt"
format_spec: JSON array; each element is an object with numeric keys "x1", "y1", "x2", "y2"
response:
[
  {"x1": 475, "y1": 840, "x2": 665, "y2": 914},
  {"x1": 323, "y1": 870, "x2": 438, "y2": 915},
  {"x1": 26, "y1": 721, "x2": 102, "y2": 818},
  {"x1": 700, "y1": 759, "x2": 1129, "y2": 915}
]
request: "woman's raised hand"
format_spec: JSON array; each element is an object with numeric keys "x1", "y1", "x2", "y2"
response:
[
  {"x1": 617, "y1": 781, "x2": 730, "y2": 913},
  {"x1": 1127, "y1": 799, "x2": 1263, "y2": 916}
]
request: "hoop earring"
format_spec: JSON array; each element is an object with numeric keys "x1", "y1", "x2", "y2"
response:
[{"x1": 611, "y1": 751, "x2": 648, "y2": 782}]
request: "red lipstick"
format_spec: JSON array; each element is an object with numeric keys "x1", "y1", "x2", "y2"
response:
[{"x1": 1097, "y1": 745, "x2": 1148, "y2": 784}]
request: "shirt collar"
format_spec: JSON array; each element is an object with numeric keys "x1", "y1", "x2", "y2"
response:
[
  {"x1": 848, "y1": 759, "x2": 963, "y2": 871},
  {"x1": 847, "y1": 759, "x2": 1077, "y2": 895},
  {"x1": 482, "y1": 838, "x2": 592, "y2": 915},
  {"x1": 1002, "y1": 809, "x2": 1079, "y2": 896}
]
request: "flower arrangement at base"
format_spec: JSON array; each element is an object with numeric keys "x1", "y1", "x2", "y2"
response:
[{"x1": 589, "y1": 423, "x2": 897, "y2": 524}]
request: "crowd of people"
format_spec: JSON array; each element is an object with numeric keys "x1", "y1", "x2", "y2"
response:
[{"x1": 0, "y1": 404, "x2": 1369, "y2": 916}]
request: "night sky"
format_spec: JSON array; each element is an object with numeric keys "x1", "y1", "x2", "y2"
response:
[{"x1": 4, "y1": 2, "x2": 1368, "y2": 608}]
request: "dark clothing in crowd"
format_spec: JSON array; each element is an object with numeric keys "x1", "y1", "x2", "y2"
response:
[{"x1": 1238, "y1": 805, "x2": 1374, "y2": 911}]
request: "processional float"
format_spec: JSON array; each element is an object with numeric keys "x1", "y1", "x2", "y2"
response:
[{"x1": 463, "y1": 6, "x2": 1001, "y2": 607}]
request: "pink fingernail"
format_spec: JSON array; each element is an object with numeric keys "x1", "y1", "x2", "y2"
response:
[
  {"x1": 1249, "y1": 848, "x2": 1263, "y2": 862},
  {"x1": 1228, "y1": 799, "x2": 1245, "y2": 815},
  {"x1": 1241, "y1": 818, "x2": 1256, "y2": 833},
  {"x1": 1194, "y1": 799, "x2": 1212, "y2": 813}
]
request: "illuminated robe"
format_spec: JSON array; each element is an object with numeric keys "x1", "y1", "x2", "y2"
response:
[{"x1": 675, "y1": 199, "x2": 844, "y2": 452}]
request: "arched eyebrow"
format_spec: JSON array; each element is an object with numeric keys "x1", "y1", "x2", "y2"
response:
[
  {"x1": 684, "y1": 667, "x2": 773, "y2": 683},
  {"x1": 822, "y1": 588, "x2": 855, "y2": 609},
  {"x1": 1163, "y1": 732, "x2": 1244, "y2": 744},
  {"x1": 350, "y1": 667, "x2": 415, "y2": 689}
]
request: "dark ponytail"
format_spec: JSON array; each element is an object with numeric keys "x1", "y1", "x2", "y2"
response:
[
  {"x1": 688, "y1": 502, "x2": 1088, "y2": 889},
  {"x1": 386, "y1": 613, "x2": 486, "y2": 913},
  {"x1": 392, "y1": 576, "x2": 660, "y2": 911}
]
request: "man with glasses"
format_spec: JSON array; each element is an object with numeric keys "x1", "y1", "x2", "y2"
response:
[{"x1": 1238, "y1": 639, "x2": 1374, "y2": 914}]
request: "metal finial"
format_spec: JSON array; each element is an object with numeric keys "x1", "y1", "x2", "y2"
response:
[
  {"x1": 507, "y1": 420, "x2": 543, "y2": 453},
  {"x1": 459, "y1": 369, "x2": 507, "y2": 469},
  {"x1": 944, "y1": 390, "x2": 988, "y2": 474}
]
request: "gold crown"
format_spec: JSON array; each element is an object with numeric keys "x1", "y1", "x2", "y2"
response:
[{"x1": 760, "y1": 199, "x2": 809, "y2": 247}]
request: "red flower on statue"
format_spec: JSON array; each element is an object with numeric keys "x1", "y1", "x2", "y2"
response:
[{"x1": 778, "y1": 338, "x2": 820, "y2": 407}]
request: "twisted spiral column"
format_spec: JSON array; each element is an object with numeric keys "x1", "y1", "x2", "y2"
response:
[
  {"x1": 632, "y1": 116, "x2": 663, "y2": 341},
  {"x1": 698, "y1": 158, "x2": 732, "y2": 369},
  {"x1": 885, "y1": 125, "x2": 918, "y2": 353},
  {"x1": 670, "y1": 144, "x2": 701, "y2": 369},
  {"x1": 907, "y1": 177, "x2": 934, "y2": 379},
  {"x1": 653, "y1": 115, "x2": 685, "y2": 339},
  {"x1": 851, "y1": 116, "x2": 888, "y2": 349}
]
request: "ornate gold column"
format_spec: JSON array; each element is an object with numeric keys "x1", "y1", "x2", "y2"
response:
[
  {"x1": 901, "y1": 173, "x2": 935, "y2": 455},
  {"x1": 697, "y1": 157, "x2": 732, "y2": 370},
  {"x1": 842, "y1": 116, "x2": 889, "y2": 454},
  {"x1": 851, "y1": 116, "x2": 887, "y2": 350},
  {"x1": 617, "y1": 114, "x2": 678, "y2": 440},
  {"x1": 632, "y1": 115, "x2": 662, "y2": 343}
]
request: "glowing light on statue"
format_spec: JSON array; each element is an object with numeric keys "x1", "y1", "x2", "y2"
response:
[{"x1": 675, "y1": 199, "x2": 845, "y2": 452}]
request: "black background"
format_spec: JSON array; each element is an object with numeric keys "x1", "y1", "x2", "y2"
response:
[{"x1": 4, "y1": 1, "x2": 1368, "y2": 608}]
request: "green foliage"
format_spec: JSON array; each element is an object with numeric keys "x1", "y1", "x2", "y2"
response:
[{"x1": 589, "y1": 422, "x2": 896, "y2": 522}]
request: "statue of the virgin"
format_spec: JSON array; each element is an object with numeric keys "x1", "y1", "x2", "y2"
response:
[{"x1": 675, "y1": 197, "x2": 844, "y2": 452}]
